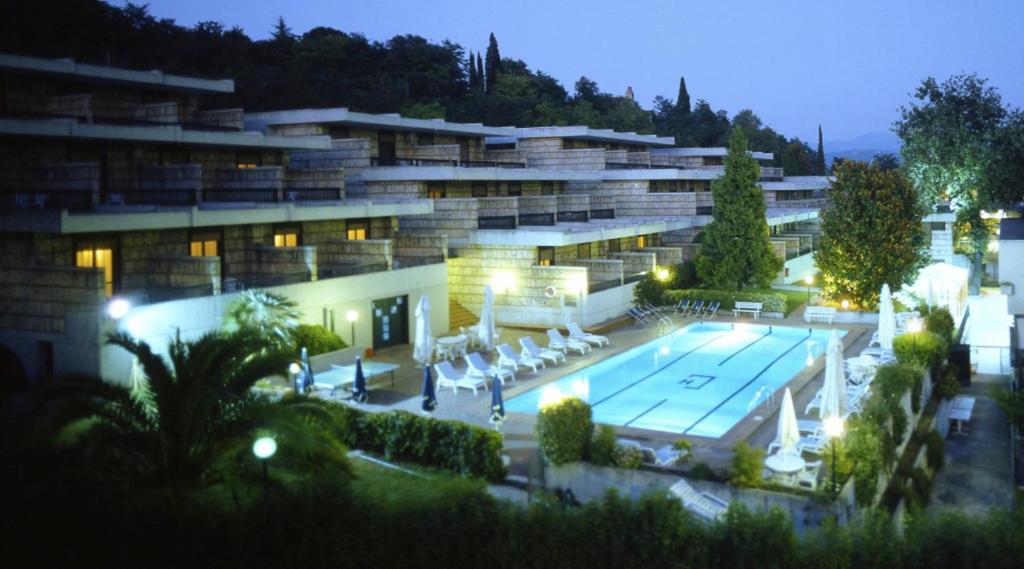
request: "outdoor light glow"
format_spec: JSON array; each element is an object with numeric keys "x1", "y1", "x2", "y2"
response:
[
  {"x1": 823, "y1": 415, "x2": 844, "y2": 438},
  {"x1": 907, "y1": 318, "x2": 922, "y2": 334},
  {"x1": 571, "y1": 378, "x2": 590, "y2": 401},
  {"x1": 288, "y1": 362, "x2": 301, "y2": 375},
  {"x1": 538, "y1": 385, "x2": 566, "y2": 409},
  {"x1": 840, "y1": 299, "x2": 850, "y2": 310},
  {"x1": 660, "y1": 345, "x2": 670, "y2": 356},
  {"x1": 568, "y1": 273, "x2": 588, "y2": 295},
  {"x1": 345, "y1": 310, "x2": 358, "y2": 323},
  {"x1": 734, "y1": 322, "x2": 750, "y2": 333},
  {"x1": 491, "y1": 270, "x2": 516, "y2": 294},
  {"x1": 107, "y1": 298, "x2": 131, "y2": 319},
  {"x1": 252, "y1": 436, "x2": 277, "y2": 460},
  {"x1": 806, "y1": 353, "x2": 815, "y2": 367},
  {"x1": 656, "y1": 268, "x2": 670, "y2": 282},
  {"x1": 803, "y1": 275, "x2": 813, "y2": 285}
]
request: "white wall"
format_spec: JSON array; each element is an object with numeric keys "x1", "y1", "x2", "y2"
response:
[
  {"x1": 467, "y1": 281, "x2": 638, "y2": 328},
  {"x1": 100, "y1": 263, "x2": 448, "y2": 384},
  {"x1": 776, "y1": 252, "x2": 816, "y2": 285},
  {"x1": 999, "y1": 240, "x2": 1024, "y2": 315}
]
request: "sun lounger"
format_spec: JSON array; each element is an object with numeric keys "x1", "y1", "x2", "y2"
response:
[
  {"x1": 433, "y1": 360, "x2": 487, "y2": 395},
  {"x1": 520, "y1": 336, "x2": 566, "y2": 365},
  {"x1": 628, "y1": 306, "x2": 656, "y2": 326},
  {"x1": 567, "y1": 322, "x2": 609, "y2": 347},
  {"x1": 547, "y1": 328, "x2": 591, "y2": 355},
  {"x1": 669, "y1": 479, "x2": 729, "y2": 521},
  {"x1": 674, "y1": 298, "x2": 691, "y2": 314},
  {"x1": 686, "y1": 299, "x2": 705, "y2": 317},
  {"x1": 702, "y1": 300, "x2": 720, "y2": 319},
  {"x1": 465, "y1": 352, "x2": 515, "y2": 385},
  {"x1": 497, "y1": 343, "x2": 544, "y2": 373}
]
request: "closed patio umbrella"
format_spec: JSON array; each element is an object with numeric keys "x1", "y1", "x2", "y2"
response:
[
  {"x1": 478, "y1": 285, "x2": 496, "y2": 352},
  {"x1": 878, "y1": 284, "x2": 896, "y2": 352},
  {"x1": 489, "y1": 373, "x2": 505, "y2": 428},
  {"x1": 299, "y1": 346, "x2": 315, "y2": 394},
  {"x1": 352, "y1": 356, "x2": 368, "y2": 403},
  {"x1": 421, "y1": 366, "x2": 438, "y2": 413},
  {"x1": 819, "y1": 329, "x2": 847, "y2": 420},
  {"x1": 412, "y1": 294, "x2": 434, "y2": 366},
  {"x1": 773, "y1": 388, "x2": 800, "y2": 455}
]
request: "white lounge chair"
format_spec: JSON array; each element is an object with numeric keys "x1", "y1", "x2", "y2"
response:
[
  {"x1": 798, "y1": 460, "x2": 822, "y2": 491},
  {"x1": 433, "y1": 360, "x2": 487, "y2": 395},
  {"x1": 497, "y1": 343, "x2": 544, "y2": 373},
  {"x1": 520, "y1": 336, "x2": 566, "y2": 365},
  {"x1": 465, "y1": 352, "x2": 516, "y2": 385},
  {"x1": 547, "y1": 329, "x2": 591, "y2": 355},
  {"x1": 619, "y1": 438, "x2": 685, "y2": 467},
  {"x1": 567, "y1": 322, "x2": 609, "y2": 347},
  {"x1": 668, "y1": 479, "x2": 729, "y2": 521}
]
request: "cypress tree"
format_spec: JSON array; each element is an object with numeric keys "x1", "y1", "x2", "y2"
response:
[
  {"x1": 676, "y1": 77, "x2": 691, "y2": 114},
  {"x1": 476, "y1": 53, "x2": 484, "y2": 93},
  {"x1": 695, "y1": 128, "x2": 782, "y2": 290},
  {"x1": 485, "y1": 33, "x2": 501, "y2": 94},
  {"x1": 467, "y1": 50, "x2": 478, "y2": 91},
  {"x1": 816, "y1": 124, "x2": 826, "y2": 175}
]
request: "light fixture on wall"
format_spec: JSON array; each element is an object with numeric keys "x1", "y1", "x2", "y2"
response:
[
  {"x1": 346, "y1": 310, "x2": 359, "y2": 347},
  {"x1": 107, "y1": 298, "x2": 131, "y2": 320},
  {"x1": 491, "y1": 270, "x2": 516, "y2": 294}
]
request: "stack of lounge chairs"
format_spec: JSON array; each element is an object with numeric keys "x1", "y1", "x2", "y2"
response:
[{"x1": 673, "y1": 299, "x2": 721, "y2": 319}]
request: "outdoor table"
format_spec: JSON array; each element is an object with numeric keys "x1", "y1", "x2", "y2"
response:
[
  {"x1": 436, "y1": 335, "x2": 468, "y2": 360},
  {"x1": 949, "y1": 406, "x2": 972, "y2": 435},
  {"x1": 952, "y1": 396, "x2": 976, "y2": 411},
  {"x1": 764, "y1": 452, "x2": 805, "y2": 485},
  {"x1": 312, "y1": 361, "x2": 400, "y2": 393}
]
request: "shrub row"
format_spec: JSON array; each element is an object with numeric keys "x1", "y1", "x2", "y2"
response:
[
  {"x1": 664, "y1": 289, "x2": 788, "y2": 313},
  {"x1": 536, "y1": 397, "x2": 594, "y2": 465},
  {"x1": 327, "y1": 403, "x2": 506, "y2": 481}
]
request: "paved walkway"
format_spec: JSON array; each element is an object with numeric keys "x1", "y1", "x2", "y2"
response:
[{"x1": 929, "y1": 373, "x2": 1016, "y2": 516}]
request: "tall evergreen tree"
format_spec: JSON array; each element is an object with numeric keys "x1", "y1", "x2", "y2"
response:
[
  {"x1": 271, "y1": 16, "x2": 294, "y2": 46},
  {"x1": 476, "y1": 52, "x2": 484, "y2": 93},
  {"x1": 485, "y1": 32, "x2": 501, "y2": 94},
  {"x1": 676, "y1": 77, "x2": 691, "y2": 114},
  {"x1": 467, "y1": 50, "x2": 478, "y2": 91},
  {"x1": 816, "y1": 125, "x2": 826, "y2": 175},
  {"x1": 695, "y1": 128, "x2": 782, "y2": 290}
]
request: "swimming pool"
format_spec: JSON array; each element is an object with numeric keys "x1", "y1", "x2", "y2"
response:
[{"x1": 505, "y1": 322, "x2": 845, "y2": 438}]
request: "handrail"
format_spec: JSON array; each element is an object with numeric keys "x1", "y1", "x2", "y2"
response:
[{"x1": 747, "y1": 384, "x2": 775, "y2": 412}]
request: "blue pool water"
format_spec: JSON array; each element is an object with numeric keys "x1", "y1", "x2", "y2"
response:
[{"x1": 506, "y1": 322, "x2": 845, "y2": 438}]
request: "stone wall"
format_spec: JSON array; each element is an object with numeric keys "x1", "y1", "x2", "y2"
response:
[
  {"x1": 144, "y1": 256, "x2": 221, "y2": 295},
  {"x1": 196, "y1": 108, "x2": 244, "y2": 130},
  {"x1": 284, "y1": 168, "x2": 345, "y2": 200},
  {"x1": 642, "y1": 246, "x2": 684, "y2": 266},
  {"x1": 569, "y1": 258, "x2": 624, "y2": 284},
  {"x1": 393, "y1": 234, "x2": 448, "y2": 268},
  {"x1": 477, "y1": 196, "x2": 519, "y2": 221},
  {"x1": 519, "y1": 138, "x2": 607, "y2": 170},
  {"x1": 608, "y1": 251, "x2": 657, "y2": 276},
  {"x1": 0, "y1": 265, "x2": 104, "y2": 334},
  {"x1": 399, "y1": 198, "x2": 478, "y2": 238},
  {"x1": 119, "y1": 229, "x2": 190, "y2": 292},
  {"x1": 403, "y1": 144, "x2": 459, "y2": 163},
  {"x1": 365, "y1": 181, "x2": 423, "y2": 200}
]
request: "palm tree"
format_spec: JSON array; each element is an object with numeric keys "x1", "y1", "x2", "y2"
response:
[
  {"x1": 221, "y1": 289, "x2": 301, "y2": 350},
  {"x1": 38, "y1": 329, "x2": 351, "y2": 495}
]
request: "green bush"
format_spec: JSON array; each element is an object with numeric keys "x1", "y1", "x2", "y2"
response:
[
  {"x1": 893, "y1": 331, "x2": 947, "y2": 374},
  {"x1": 664, "y1": 288, "x2": 787, "y2": 313},
  {"x1": 673, "y1": 438, "x2": 693, "y2": 463},
  {"x1": 633, "y1": 272, "x2": 667, "y2": 306},
  {"x1": 909, "y1": 466, "x2": 933, "y2": 508},
  {"x1": 843, "y1": 417, "x2": 887, "y2": 507},
  {"x1": 924, "y1": 307, "x2": 956, "y2": 343},
  {"x1": 668, "y1": 261, "x2": 700, "y2": 290},
  {"x1": 935, "y1": 366, "x2": 962, "y2": 400},
  {"x1": 536, "y1": 397, "x2": 594, "y2": 465},
  {"x1": 613, "y1": 445, "x2": 644, "y2": 469},
  {"x1": 688, "y1": 462, "x2": 720, "y2": 481},
  {"x1": 924, "y1": 430, "x2": 945, "y2": 472},
  {"x1": 293, "y1": 324, "x2": 347, "y2": 356},
  {"x1": 991, "y1": 387, "x2": 1024, "y2": 430},
  {"x1": 326, "y1": 404, "x2": 506, "y2": 480},
  {"x1": 588, "y1": 424, "x2": 617, "y2": 466},
  {"x1": 730, "y1": 441, "x2": 765, "y2": 488},
  {"x1": 874, "y1": 363, "x2": 920, "y2": 402}
]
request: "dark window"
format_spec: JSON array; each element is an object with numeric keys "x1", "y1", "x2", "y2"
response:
[
  {"x1": 328, "y1": 126, "x2": 350, "y2": 139},
  {"x1": 538, "y1": 246, "x2": 554, "y2": 266},
  {"x1": 478, "y1": 216, "x2": 516, "y2": 230},
  {"x1": 541, "y1": 182, "x2": 554, "y2": 196},
  {"x1": 607, "y1": 239, "x2": 621, "y2": 253},
  {"x1": 696, "y1": 206, "x2": 714, "y2": 215},
  {"x1": 427, "y1": 183, "x2": 446, "y2": 199},
  {"x1": 577, "y1": 242, "x2": 592, "y2": 259},
  {"x1": 931, "y1": 222, "x2": 947, "y2": 231},
  {"x1": 507, "y1": 182, "x2": 522, "y2": 197},
  {"x1": 519, "y1": 213, "x2": 555, "y2": 226},
  {"x1": 236, "y1": 150, "x2": 261, "y2": 168},
  {"x1": 377, "y1": 131, "x2": 396, "y2": 166},
  {"x1": 590, "y1": 209, "x2": 615, "y2": 219},
  {"x1": 471, "y1": 183, "x2": 487, "y2": 198},
  {"x1": 419, "y1": 133, "x2": 434, "y2": 146}
]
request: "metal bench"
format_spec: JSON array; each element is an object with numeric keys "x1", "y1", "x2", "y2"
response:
[
  {"x1": 732, "y1": 301, "x2": 763, "y2": 319},
  {"x1": 804, "y1": 306, "x2": 836, "y2": 324}
]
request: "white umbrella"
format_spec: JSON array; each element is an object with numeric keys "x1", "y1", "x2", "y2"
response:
[
  {"x1": 478, "y1": 285, "x2": 496, "y2": 351},
  {"x1": 925, "y1": 278, "x2": 935, "y2": 307},
  {"x1": 820, "y1": 329, "x2": 847, "y2": 420},
  {"x1": 412, "y1": 295, "x2": 433, "y2": 366},
  {"x1": 773, "y1": 388, "x2": 800, "y2": 456},
  {"x1": 878, "y1": 283, "x2": 896, "y2": 352}
]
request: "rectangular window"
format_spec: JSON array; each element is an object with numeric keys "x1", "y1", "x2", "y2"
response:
[
  {"x1": 419, "y1": 133, "x2": 434, "y2": 146},
  {"x1": 637, "y1": 235, "x2": 647, "y2": 249},
  {"x1": 541, "y1": 182, "x2": 554, "y2": 196},
  {"x1": 427, "y1": 183, "x2": 446, "y2": 199},
  {"x1": 577, "y1": 242, "x2": 591, "y2": 259},
  {"x1": 696, "y1": 206, "x2": 714, "y2": 215},
  {"x1": 273, "y1": 225, "x2": 300, "y2": 247},
  {"x1": 327, "y1": 126, "x2": 350, "y2": 139},
  {"x1": 347, "y1": 219, "x2": 370, "y2": 241},
  {"x1": 189, "y1": 231, "x2": 220, "y2": 257},
  {"x1": 930, "y1": 222, "x2": 947, "y2": 231},
  {"x1": 538, "y1": 246, "x2": 555, "y2": 266},
  {"x1": 507, "y1": 182, "x2": 522, "y2": 197},
  {"x1": 75, "y1": 239, "x2": 116, "y2": 297},
  {"x1": 471, "y1": 183, "x2": 488, "y2": 198},
  {"x1": 607, "y1": 239, "x2": 621, "y2": 253},
  {"x1": 236, "y1": 150, "x2": 261, "y2": 169}
]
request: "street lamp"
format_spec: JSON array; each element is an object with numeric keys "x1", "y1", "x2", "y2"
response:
[
  {"x1": 803, "y1": 274, "x2": 813, "y2": 306},
  {"x1": 823, "y1": 415, "x2": 844, "y2": 499},
  {"x1": 252, "y1": 436, "x2": 277, "y2": 501},
  {"x1": 346, "y1": 310, "x2": 359, "y2": 347},
  {"x1": 840, "y1": 299, "x2": 850, "y2": 311}
]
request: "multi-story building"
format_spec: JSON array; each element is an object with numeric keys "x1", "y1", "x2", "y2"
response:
[
  {"x1": 0, "y1": 53, "x2": 448, "y2": 383},
  {"x1": 247, "y1": 111, "x2": 829, "y2": 328}
]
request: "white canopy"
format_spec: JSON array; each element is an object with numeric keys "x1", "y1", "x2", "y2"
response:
[
  {"x1": 478, "y1": 285, "x2": 496, "y2": 351},
  {"x1": 773, "y1": 388, "x2": 801, "y2": 456},
  {"x1": 878, "y1": 283, "x2": 896, "y2": 352},
  {"x1": 412, "y1": 294, "x2": 433, "y2": 366},
  {"x1": 820, "y1": 329, "x2": 848, "y2": 420}
]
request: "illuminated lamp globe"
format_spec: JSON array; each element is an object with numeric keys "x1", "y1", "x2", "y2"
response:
[
  {"x1": 288, "y1": 362, "x2": 302, "y2": 375},
  {"x1": 346, "y1": 310, "x2": 359, "y2": 323},
  {"x1": 656, "y1": 268, "x2": 670, "y2": 282},
  {"x1": 840, "y1": 299, "x2": 850, "y2": 310},
  {"x1": 107, "y1": 298, "x2": 131, "y2": 320},
  {"x1": 803, "y1": 275, "x2": 813, "y2": 285},
  {"x1": 252, "y1": 436, "x2": 277, "y2": 460},
  {"x1": 907, "y1": 319, "x2": 922, "y2": 334},
  {"x1": 823, "y1": 415, "x2": 844, "y2": 439}
]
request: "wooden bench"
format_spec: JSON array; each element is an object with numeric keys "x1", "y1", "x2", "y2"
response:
[
  {"x1": 804, "y1": 306, "x2": 836, "y2": 324},
  {"x1": 732, "y1": 301, "x2": 763, "y2": 319}
]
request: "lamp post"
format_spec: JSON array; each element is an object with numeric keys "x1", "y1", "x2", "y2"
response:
[
  {"x1": 803, "y1": 275, "x2": 813, "y2": 306},
  {"x1": 346, "y1": 310, "x2": 359, "y2": 347},
  {"x1": 252, "y1": 436, "x2": 277, "y2": 502},
  {"x1": 823, "y1": 415, "x2": 844, "y2": 499}
]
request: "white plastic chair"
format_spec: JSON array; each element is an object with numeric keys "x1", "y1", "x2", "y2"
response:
[{"x1": 497, "y1": 343, "x2": 544, "y2": 373}]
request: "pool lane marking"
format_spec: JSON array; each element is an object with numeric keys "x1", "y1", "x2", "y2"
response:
[
  {"x1": 717, "y1": 330, "x2": 772, "y2": 367},
  {"x1": 624, "y1": 398, "x2": 669, "y2": 427},
  {"x1": 590, "y1": 330, "x2": 732, "y2": 408},
  {"x1": 682, "y1": 331, "x2": 812, "y2": 435}
]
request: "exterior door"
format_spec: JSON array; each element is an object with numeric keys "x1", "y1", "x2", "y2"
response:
[
  {"x1": 378, "y1": 132, "x2": 397, "y2": 166},
  {"x1": 371, "y1": 295, "x2": 409, "y2": 350}
]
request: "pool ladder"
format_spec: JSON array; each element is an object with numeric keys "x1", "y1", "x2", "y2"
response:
[{"x1": 747, "y1": 385, "x2": 775, "y2": 412}]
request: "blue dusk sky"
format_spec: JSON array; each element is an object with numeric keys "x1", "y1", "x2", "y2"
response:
[{"x1": 135, "y1": 0, "x2": 1024, "y2": 145}]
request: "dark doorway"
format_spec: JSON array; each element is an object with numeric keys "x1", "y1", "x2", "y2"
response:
[
  {"x1": 378, "y1": 132, "x2": 397, "y2": 166},
  {"x1": 371, "y1": 295, "x2": 409, "y2": 350}
]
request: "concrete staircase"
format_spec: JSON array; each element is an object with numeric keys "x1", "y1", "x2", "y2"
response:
[{"x1": 449, "y1": 299, "x2": 478, "y2": 330}]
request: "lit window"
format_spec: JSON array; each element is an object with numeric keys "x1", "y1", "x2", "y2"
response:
[
  {"x1": 427, "y1": 183, "x2": 446, "y2": 199},
  {"x1": 189, "y1": 232, "x2": 219, "y2": 257},
  {"x1": 538, "y1": 246, "x2": 554, "y2": 267},
  {"x1": 75, "y1": 241, "x2": 115, "y2": 297},
  {"x1": 347, "y1": 220, "x2": 370, "y2": 241},
  {"x1": 274, "y1": 227, "x2": 299, "y2": 247},
  {"x1": 637, "y1": 235, "x2": 647, "y2": 248}
]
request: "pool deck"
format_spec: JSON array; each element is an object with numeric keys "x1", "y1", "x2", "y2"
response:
[{"x1": 310, "y1": 307, "x2": 874, "y2": 476}]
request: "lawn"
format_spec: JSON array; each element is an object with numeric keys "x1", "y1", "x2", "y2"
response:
[
  {"x1": 743, "y1": 288, "x2": 808, "y2": 315},
  {"x1": 349, "y1": 455, "x2": 487, "y2": 510}
]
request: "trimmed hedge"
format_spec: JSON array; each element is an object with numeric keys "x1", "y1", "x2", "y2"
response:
[
  {"x1": 874, "y1": 363, "x2": 925, "y2": 413},
  {"x1": 536, "y1": 397, "x2": 593, "y2": 465},
  {"x1": 326, "y1": 403, "x2": 506, "y2": 481},
  {"x1": 665, "y1": 289, "x2": 787, "y2": 313},
  {"x1": 893, "y1": 331, "x2": 946, "y2": 375},
  {"x1": 293, "y1": 324, "x2": 347, "y2": 356},
  {"x1": 730, "y1": 441, "x2": 765, "y2": 488}
]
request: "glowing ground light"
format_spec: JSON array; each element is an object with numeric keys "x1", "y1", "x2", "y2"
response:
[
  {"x1": 107, "y1": 298, "x2": 131, "y2": 319},
  {"x1": 806, "y1": 353, "x2": 815, "y2": 367},
  {"x1": 656, "y1": 268, "x2": 670, "y2": 281},
  {"x1": 840, "y1": 300, "x2": 850, "y2": 310},
  {"x1": 538, "y1": 385, "x2": 565, "y2": 409},
  {"x1": 571, "y1": 378, "x2": 590, "y2": 400},
  {"x1": 660, "y1": 345, "x2": 670, "y2": 356},
  {"x1": 289, "y1": 362, "x2": 302, "y2": 375},
  {"x1": 252, "y1": 436, "x2": 277, "y2": 460}
]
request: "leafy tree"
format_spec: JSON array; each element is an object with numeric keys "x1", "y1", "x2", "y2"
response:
[
  {"x1": 695, "y1": 128, "x2": 782, "y2": 290},
  {"x1": 222, "y1": 290, "x2": 301, "y2": 349},
  {"x1": 484, "y1": 32, "x2": 501, "y2": 94},
  {"x1": 873, "y1": 152, "x2": 901, "y2": 171},
  {"x1": 676, "y1": 76, "x2": 691, "y2": 113},
  {"x1": 815, "y1": 160, "x2": 928, "y2": 307},
  {"x1": 817, "y1": 125, "x2": 826, "y2": 175},
  {"x1": 36, "y1": 330, "x2": 350, "y2": 491}
]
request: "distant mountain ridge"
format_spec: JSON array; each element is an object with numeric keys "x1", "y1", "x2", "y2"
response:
[{"x1": 824, "y1": 131, "x2": 902, "y2": 167}]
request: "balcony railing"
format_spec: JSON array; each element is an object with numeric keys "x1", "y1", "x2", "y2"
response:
[
  {"x1": 759, "y1": 167, "x2": 785, "y2": 181},
  {"x1": 393, "y1": 255, "x2": 445, "y2": 269},
  {"x1": 519, "y1": 213, "x2": 555, "y2": 226},
  {"x1": 478, "y1": 216, "x2": 517, "y2": 230},
  {"x1": 222, "y1": 272, "x2": 311, "y2": 292},
  {"x1": 461, "y1": 160, "x2": 526, "y2": 169},
  {"x1": 623, "y1": 272, "x2": 647, "y2": 285},
  {"x1": 370, "y1": 157, "x2": 525, "y2": 168},
  {"x1": 588, "y1": 278, "x2": 623, "y2": 293},
  {"x1": 319, "y1": 263, "x2": 390, "y2": 278},
  {"x1": 139, "y1": 284, "x2": 215, "y2": 304}
]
